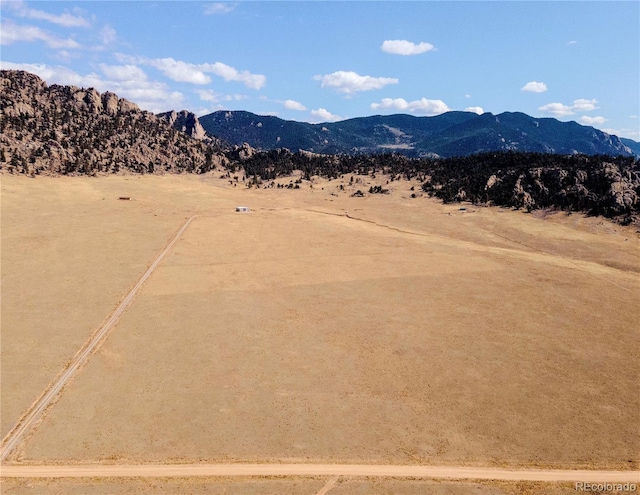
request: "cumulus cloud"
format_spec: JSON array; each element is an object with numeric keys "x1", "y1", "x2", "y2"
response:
[
  {"x1": 538, "y1": 102, "x2": 573, "y2": 116},
  {"x1": 201, "y1": 61, "x2": 265, "y2": 89},
  {"x1": 99, "y1": 63, "x2": 147, "y2": 82},
  {"x1": 370, "y1": 97, "x2": 451, "y2": 116},
  {"x1": 572, "y1": 98, "x2": 598, "y2": 112},
  {"x1": 0, "y1": 61, "x2": 184, "y2": 112},
  {"x1": 314, "y1": 71, "x2": 398, "y2": 95},
  {"x1": 539, "y1": 98, "x2": 598, "y2": 117},
  {"x1": 521, "y1": 81, "x2": 547, "y2": 93},
  {"x1": 203, "y1": 3, "x2": 237, "y2": 15},
  {"x1": 310, "y1": 108, "x2": 342, "y2": 122},
  {"x1": 119, "y1": 55, "x2": 266, "y2": 89},
  {"x1": 0, "y1": 21, "x2": 80, "y2": 48},
  {"x1": 146, "y1": 57, "x2": 211, "y2": 85},
  {"x1": 381, "y1": 39, "x2": 434, "y2": 55},
  {"x1": 4, "y1": 1, "x2": 90, "y2": 27},
  {"x1": 465, "y1": 106, "x2": 484, "y2": 115},
  {"x1": 580, "y1": 116, "x2": 607, "y2": 126},
  {"x1": 283, "y1": 99, "x2": 306, "y2": 111},
  {"x1": 0, "y1": 61, "x2": 84, "y2": 85}
]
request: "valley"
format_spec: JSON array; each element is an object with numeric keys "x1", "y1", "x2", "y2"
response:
[{"x1": 1, "y1": 172, "x2": 638, "y2": 494}]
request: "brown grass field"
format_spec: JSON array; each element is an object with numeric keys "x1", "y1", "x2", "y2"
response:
[
  {"x1": 1, "y1": 172, "x2": 638, "y2": 492},
  {"x1": 0, "y1": 476, "x2": 583, "y2": 495}
]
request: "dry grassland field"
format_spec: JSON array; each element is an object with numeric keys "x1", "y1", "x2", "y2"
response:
[
  {"x1": 0, "y1": 476, "x2": 582, "y2": 495},
  {"x1": 1, "y1": 172, "x2": 639, "y2": 493}
]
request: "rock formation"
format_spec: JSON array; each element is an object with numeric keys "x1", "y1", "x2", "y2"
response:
[{"x1": 0, "y1": 70, "x2": 227, "y2": 176}]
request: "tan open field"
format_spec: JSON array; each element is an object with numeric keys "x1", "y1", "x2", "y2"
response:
[
  {"x1": 1, "y1": 172, "x2": 639, "y2": 492},
  {"x1": 0, "y1": 476, "x2": 582, "y2": 495}
]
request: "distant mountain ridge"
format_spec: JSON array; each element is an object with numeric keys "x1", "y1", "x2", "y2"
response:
[{"x1": 198, "y1": 110, "x2": 636, "y2": 158}]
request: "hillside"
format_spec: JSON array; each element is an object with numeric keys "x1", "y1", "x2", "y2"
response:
[
  {"x1": 199, "y1": 110, "x2": 636, "y2": 158},
  {"x1": 1, "y1": 70, "x2": 638, "y2": 225},
  {"x1": 0, "y1": 70, "x2": 226, "y2": 176}
]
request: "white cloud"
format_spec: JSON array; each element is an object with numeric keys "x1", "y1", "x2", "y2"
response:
[
  {"x1": 521, "y1": 81, "x2": 547, "y2": 93},
  {"x1": 465, "y1": 106, "x2": 484, "y2": 115},
  {"x1": 0, "y1": 21, "x2": 80, "y2": 49},
  {"x1": 0, "y1": 61, "x2": 83, "y2": 84},
  {"x1": 370, "y1": 97, "x2": 451, "y2": 116},
  {"x1": 98, "y1": 63, "x2": 147, "y2": 82},
  {"x1": 283, "y1": 99, "x2": 306, "y2": 111},
  {"x1": 4, "y1": 1, "x2": 90, "y2": 27},
  {"x1": 568, "y1": 40, "x2": 577, "y2": 45},
  {"x1": 196, "y1": 89, "x2": 247, "y2": 104},
  {"x1": 381, "y1": 39, "x2": 434, "y2": 56},
  {"x1": 121, "y1": 56, "x2": 266, "y2": 89},
  {"x1": 0, "y1": 61, "x2": 184, "y2": 113},
  {"x1": 201, "y1": 61, "x2": 265, "y2": 89},
  {"x1": 572, "y1": 98, "x2": 598, "y2": 112},
  {"x1": 539, "y1": 98, "x2": 599, "y2": 117},
  {"x1": 538, "y1": 102, "x2": 574, "y2": 116},
  {"x1": 203, "y1": 3, "x2": 237, "y2": 15},
  {"x1": 310, "y1": 108, "x2": 342, "y2": 122},
  {"x1": 314, "y1": 71, "x2": 398, "y2": 95},
  {"x1": 147, "y1": 57, "x2": 211, "y2": 85},
  {"x1": 580, "y1": 116, "x2": 607, "y2": 126},
  {"x1": 464, "y1": 94, "x2": 472, "y2": 99}
]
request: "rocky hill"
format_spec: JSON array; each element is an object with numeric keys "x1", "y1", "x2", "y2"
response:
[
  {"x1": 198, "y1": 110, "x2": 636, "y2": 158},
  {"x1": 157, "y1": 109, "x2": 230, "y2": 152},
  {"x1": 0, "y1": 70, "x2": 226, "y2": 175}
]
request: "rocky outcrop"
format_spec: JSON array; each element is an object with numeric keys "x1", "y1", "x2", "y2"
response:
[
  {"x1": 227, "y1": 142, "x2": 256, "y2": 161},
  {"x1": 158, "y1": 109, "x2": 231, "y2": 152},
  {"x1": 419, "y1": 151, "x2": 640, "y2": 224},
  {"x1": 604, "y1": 162, "x2": 638, "y2": 213},
  {"x1": 0, "y1": 70, "x2": 227, "y2": 176},
  {"x1": 158, "y1": 110, "x2": 207, "y2": 140}
]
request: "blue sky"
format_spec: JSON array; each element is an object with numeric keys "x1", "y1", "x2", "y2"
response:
[{"x1": 1, "y1": 1, "x2": 638, "y2": 140}]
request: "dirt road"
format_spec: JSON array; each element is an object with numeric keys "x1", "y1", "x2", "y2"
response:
[
  {"x1": 2, "y1": 463, "x2": 638, "y2": 482},
  {"x1": 0, "y1": 216, "x2": 196, "y2": 461}
]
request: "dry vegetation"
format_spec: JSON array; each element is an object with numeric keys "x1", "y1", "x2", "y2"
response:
[
  {"x1": 0, "y1": 476, "x2": 580, "y2": 495},
  {"x1": 2, "y1": 171, "x2": 638, "y2": 493}
]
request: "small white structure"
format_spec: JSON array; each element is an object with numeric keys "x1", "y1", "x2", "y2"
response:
[{"x1": 235, "y1": 206, "x2": 250, "y2": 212}]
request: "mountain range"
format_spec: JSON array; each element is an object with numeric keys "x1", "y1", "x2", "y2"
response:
[
  {"x1": 1, "y1": 70, "x2": 638, "y2": 224},
  {"x1": 197, "y1": 109, "x2": 637, "y2": 158}
]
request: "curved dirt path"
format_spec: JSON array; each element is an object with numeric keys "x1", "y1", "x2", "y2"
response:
[
  {"x1": 2, "y1": 463, "x2": 638, "y2": 482},
  {"x1": 0, "y1": 216, "x2": 197, "y2": 462}
]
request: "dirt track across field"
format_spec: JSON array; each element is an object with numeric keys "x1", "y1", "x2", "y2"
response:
[
  {"x1": 0, "y1": 216, "x2": 196, "y2": 461},
  {"x1": 2, "y1": 463, "x2": 639, "y2": 483}
]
